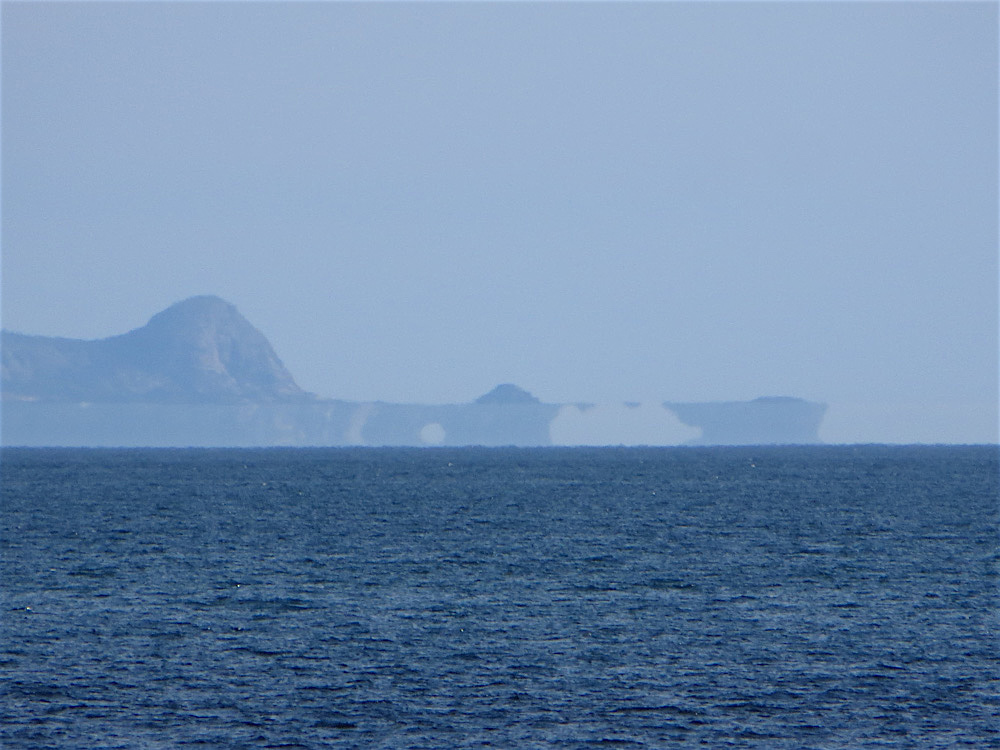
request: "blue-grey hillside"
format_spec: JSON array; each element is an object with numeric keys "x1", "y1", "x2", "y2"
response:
[{"x1": 2, "y1": 296, "x2": 309, "y2": 404}]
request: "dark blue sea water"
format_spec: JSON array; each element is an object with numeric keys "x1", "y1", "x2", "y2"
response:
[{"x1": 2, "y1": 446, "x2": 998, "y2": 748}]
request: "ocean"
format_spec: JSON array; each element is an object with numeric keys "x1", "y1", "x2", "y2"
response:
[{"x1": 2, "y1": 445, "x2": 997, "y2": 748}]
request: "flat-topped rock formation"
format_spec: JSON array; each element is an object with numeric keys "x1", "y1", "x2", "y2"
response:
[{"x1": 666, "y1": 397, "x2": 828, "y2": 446}]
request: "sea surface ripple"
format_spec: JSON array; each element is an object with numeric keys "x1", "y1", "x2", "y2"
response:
[{"x1": 2, "y1": 445, "x2": 998, "y2": 748}]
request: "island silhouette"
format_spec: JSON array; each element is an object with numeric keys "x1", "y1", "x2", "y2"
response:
[{"x1": 1, "y1": 296, "x2": 826, "y2": 446}]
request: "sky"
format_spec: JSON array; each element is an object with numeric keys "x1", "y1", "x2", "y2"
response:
[{"x1": 2, "y1": 1, "x2": 997, "y2": 444}]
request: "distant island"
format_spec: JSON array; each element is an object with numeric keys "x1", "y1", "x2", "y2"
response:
[{"x1": 1, "y1": 296, "x2": 826, "y2": 447}]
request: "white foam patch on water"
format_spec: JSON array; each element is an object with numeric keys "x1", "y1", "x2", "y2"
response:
[
  {"x1": 549, "y1": 403, "x2": 701, "y2": 446},
  {"x1": 419, "y1": 422, "x2": 446, "y2": 445}
]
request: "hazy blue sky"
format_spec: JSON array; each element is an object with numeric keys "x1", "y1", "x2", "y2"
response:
[{"x1": 3, "y1": 2, "x2": 997, "y2": 443}]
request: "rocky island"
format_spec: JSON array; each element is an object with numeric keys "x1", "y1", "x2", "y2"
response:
[{"x1": 1, "y1": 296, "x2": 826, "y2": 447}]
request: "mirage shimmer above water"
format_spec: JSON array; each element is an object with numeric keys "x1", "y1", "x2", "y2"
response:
[{"x1": 1, "y1": 296, "x2": 826, "y2": 447}]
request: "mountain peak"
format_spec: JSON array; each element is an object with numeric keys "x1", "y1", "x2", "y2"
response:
[
  {"x1": 152, "y1": 293, "x2": 233, "y2": 314},
  {"x1": 140, "y1": 295, "x2": 245, "y2": 335},
  {"x1": 2, "y1": 297, "x2": 309, "y2": 404},
  {"x1": 475, "y1": 384, "x2": 541, "y2": 405}
]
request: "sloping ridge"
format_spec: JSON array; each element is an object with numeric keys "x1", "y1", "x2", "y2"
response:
[
  {"x1": 1, "y1": 296, "x2": 308, "y2": 404},
  {"x1": 475, "y1": 383, "x2": 541, "y2": 405}
]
